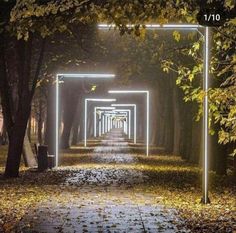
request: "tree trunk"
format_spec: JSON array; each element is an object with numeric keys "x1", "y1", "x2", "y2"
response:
[
  {"x1": 5, "y1": 102, "x2": 31, "y2": 177},
  {"x1": 165, "y1": 77, "x2": 175, "y2": 153},
  {"x1": 150, "y1": 87, "x2": 159, "y2": 146},
  {"x1": 37, "y1": 98, "x2": 43, "y2": 144},
  {"x1": 71, "y1": 103, "x2": 82, "y2": 145},
  {"x1": 45, "y1": 84, "x2": 56, "y2": 154},
  {"x1": 172, "y1": 85, "x2": 181, "y2": 155},
  {"x1": 60, "y1": 84, "x2": 80, "y2": 149},
  {"x1": 22, "y1": 134, "x2": 37, "y2": 167},
  {"x1": 27, "y1": 112, "x2": 32, "y2": 141},
  {"x1": 211, "y1": 123, "x2": 227, "y2": 175}
]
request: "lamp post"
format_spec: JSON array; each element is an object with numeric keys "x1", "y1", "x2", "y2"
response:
[{"x1": 100, "y1": 23, "x2": 210, "y2": 204}]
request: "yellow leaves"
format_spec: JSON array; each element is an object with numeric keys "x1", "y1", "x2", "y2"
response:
[
  {"x1": 173, "y1": 30, "x2": 181, "y2": 42},
  {"x1": 163, "y1": 67, "x2": 169, "y2": 73},
  {"x1": 229, "y1": 18, "x2": 236, "y2": 25},
  {"x1": 91, "y1": 85, "x2": 96, "y2": 91},
  {"x1": 192, "y1": 42, "x2": 200, "y2": 51},
  {"x1": 224, "y1": 0, "x2": 235, "y2": 9},
  {"x1": 139, "y1": 27, "x2": 146, "y2": 40},
  {"x1": 222, "y1": 40, "x2": 232, "y2": 50}
]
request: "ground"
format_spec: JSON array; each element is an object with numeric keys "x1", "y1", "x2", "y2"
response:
[{"x1": 0, "y1": 129, "x2": 235, "y2": 233}]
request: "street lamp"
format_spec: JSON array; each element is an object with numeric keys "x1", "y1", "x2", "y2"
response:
[{"x1": 99, "y1": 23, "x2": 210, "y2": 204}]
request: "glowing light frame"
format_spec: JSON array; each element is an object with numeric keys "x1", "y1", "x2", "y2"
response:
[
  {"x1": 101, "y1": 24, "x2": 209, "y2": 204},
  {"x1": 56, "y1": 73, "x2": 115, "y2": 168},
  {"x1": 84, "y1": 98, "x2": 116, "y2": 147},
  {"x1": 112, "y1": 104, "x2": 137, "y2": 144},
  {"x1": 109, "y1": 90, "x2": 149, "y2": 157},
  {"x1": 113, "y1": 109, "x2": 131, "y2": 139},
  {"x1": 94, "y1": 107, "x2": 116, "y2": 137},
  {"x1": 100, "y1": 110, "x2": 128, "y2": 134}
]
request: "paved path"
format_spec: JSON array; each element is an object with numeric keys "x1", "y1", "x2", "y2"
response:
[{"x1": 17, "y1": 129, "x2": 188, "y2": 233}]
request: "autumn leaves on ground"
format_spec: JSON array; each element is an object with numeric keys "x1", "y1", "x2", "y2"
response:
[{"x1": 0, "y1": 132, "x2": 235, "y2": 233}]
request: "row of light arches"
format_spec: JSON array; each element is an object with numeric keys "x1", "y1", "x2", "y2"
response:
[{"x1": 55, "y1": 23, "x2": 210, "y2": 204}]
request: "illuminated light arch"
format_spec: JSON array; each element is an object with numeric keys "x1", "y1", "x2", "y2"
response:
[
  {"x1": 100, "y1": 24, "x2": 209, "y2": 204},
  {"x1": 84, "y1": 98, "x2": 116, "y2": 147},
  {"x1": 109, "y1": 90, "x2": 149, "y2": 157},
  {"x1": 112, "y1": 104, "x2": 137, "y2": 144},
  {"x1": 55, "y1": 73, "x2": 115, "y2": 168}
]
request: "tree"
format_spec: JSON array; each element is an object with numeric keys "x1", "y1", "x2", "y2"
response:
[{"x1": 0, "y1": 0, "x2": 235, "y2": 177}]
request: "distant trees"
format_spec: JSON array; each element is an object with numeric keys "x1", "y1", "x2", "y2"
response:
[
  {"x1": 0, "y1": 0, "x2": 99, "y2": 177},
  {"x1": 0, "y1": 0, "x2": 235, "y2": 177}
]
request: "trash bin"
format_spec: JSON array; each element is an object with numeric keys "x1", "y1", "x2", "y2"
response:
[
  {"x1": 48, "y1": 155, "x2": 55, "y2": 169},
  {"x1": 37, "y1": 145, "x2": 48, "y2": 172}
]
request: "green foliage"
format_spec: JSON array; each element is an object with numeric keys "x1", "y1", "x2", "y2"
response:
[{"x1": 161, "y1": 20, "x2": 236, "y2": 155}]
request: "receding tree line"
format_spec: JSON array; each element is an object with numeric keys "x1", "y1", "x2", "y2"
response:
[{"x1": 0, "y1": 1, "x2": 235, "y2": 177}]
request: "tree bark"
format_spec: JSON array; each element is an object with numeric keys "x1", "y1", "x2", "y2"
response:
[
  {"x1": 22, "y1": 134, "x2": 37, "y2": 167},
  {"x1": 210, "y1": 123, "x2": 227, "y2": 175},
  {"x1": 60, "y1": 83, "x2": 81, "y2": 149},
  {"x1": 37, "y1": 97, "x2": 43, "y2": 144},
  {"x1": 44, "y1": 84, "x2": 56, "y2": 154},
  {"x1": 172, "y1": 85, "x2": 181, "y2": 155},
  {"x1": 5, "y1": 99, "x2": 31, "y2": 177}
]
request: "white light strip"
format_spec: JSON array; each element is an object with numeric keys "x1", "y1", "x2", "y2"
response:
[
  {"x1": 55, "y1": 75, "x2": 59, "y2": 168},
  {"x1": 147, "y1": 91, "x2": 149, "y2": 156},
  {"x1": 84, "y1": 99, "x2": 87, "y2": 146},
  {"x1": 94, "y1": 108, "x2": 97, "y2": 137},
  {"x1": 98, "y1": 23, "x2": 202, "y2": 29},
  {"x1": 109, "y1": 90, "x2": 149, "y2": 156},
  {"x1": 95, "y1": 107, "x2": 116, "y2": 110},
  {"x1": 86, "y1": 98, "x2": 116, "y2": 102},
  {"x1": 109, "y1": 90, "x2": 148, "y2": 93},
  {"x1": 57, "y1": 73, "x2": 115, "y2": 78},
  {"x1": 203, "y1": 27, "x2": 209, "y2": 204}
]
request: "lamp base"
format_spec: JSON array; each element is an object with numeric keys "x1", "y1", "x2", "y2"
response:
[{"x1": 200, "y1": 196, "x2": 211, "y2": 204}]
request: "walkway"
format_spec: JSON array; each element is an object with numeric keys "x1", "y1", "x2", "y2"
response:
[{"x1": 17, "y1": 129, "x2": 188, "y2": 233}]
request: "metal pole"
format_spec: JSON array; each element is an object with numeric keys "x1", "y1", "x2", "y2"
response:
[
  {"x1": 146, "y1": 92, "x2": 149, "y2": 156},
  {"x1": 202, "y1": 26, "x2": 210, "y2": 204},
  {"x1": 99, "y1": 114, "x2": 102, "y2": 136},
  {"x1": 84, "y1": 100, "x2": 87, "y2": 147},
  {"x1": 55, "y1": 75, "x2": 59, "y2": 167},
  {"x1": 102, "y1": 114, "x2": 105, "y2": 134},
  {"x1": 128, "y1": 110, "x2": 131, "y2": 139},
  {"x1": 94, "y1": 107, "x2": 97, "y2": 137},
  {"x1": 134, "y1": 105, "x2": 137, "y2": 144}
]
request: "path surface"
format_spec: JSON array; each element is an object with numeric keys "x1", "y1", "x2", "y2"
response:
[{"x1": 17, "y1": 129, "x2": 188, "y2": 233}]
